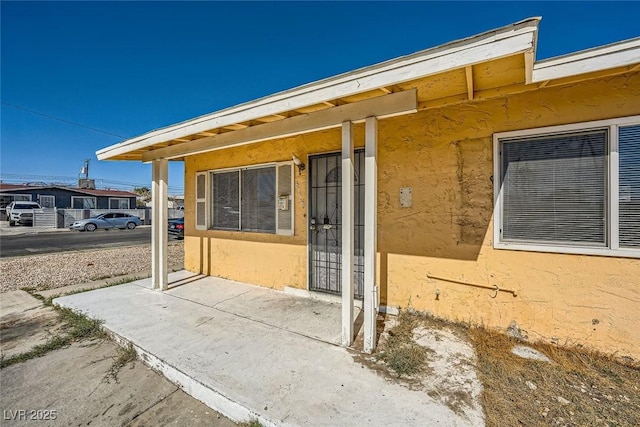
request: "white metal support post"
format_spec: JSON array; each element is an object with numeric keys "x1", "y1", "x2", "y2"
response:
[
  {"x1": 151, "y1": 159, "x2": 169, "y2": 291},
  {"x1": 364, "y1": 116, "x2": 378, "y2": 353},
  {"x1": 341, "y1": 121, "x2": 355, "y2": 347}
]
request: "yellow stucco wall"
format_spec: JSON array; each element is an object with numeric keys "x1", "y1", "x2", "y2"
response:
[{"x1": 184, "y1": 72, "x2": 640, "y2": 358}]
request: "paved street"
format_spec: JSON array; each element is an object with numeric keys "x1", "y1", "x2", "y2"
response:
[{"x1": 0, "y1": 227, "x2": 151, "y2": 258}]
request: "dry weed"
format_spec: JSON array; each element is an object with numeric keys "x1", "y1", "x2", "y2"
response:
[{"x1": 469, "y1": 327, "x2": 640, "y2": 427}]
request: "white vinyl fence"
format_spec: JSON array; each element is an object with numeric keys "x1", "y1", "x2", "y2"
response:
[
  {"x1": 32, "y1": 208, "x2": 183, "y2": 229},
  {"x1": 32, "y1": 209, "x2": 57, "y2": 228}
]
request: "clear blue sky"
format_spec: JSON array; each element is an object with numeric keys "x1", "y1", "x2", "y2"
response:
[{"x1": 2, "y1": 1, "x2": 639, "y2": 194}]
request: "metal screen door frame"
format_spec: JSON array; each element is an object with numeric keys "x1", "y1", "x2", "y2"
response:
[{"x1": 308, "y1": 150, "x2": 365, "y2": 299}]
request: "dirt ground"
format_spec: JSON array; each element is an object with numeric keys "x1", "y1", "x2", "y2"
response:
[{"x1": 372, "y1": 311, "x2": 640, "y2": 427}]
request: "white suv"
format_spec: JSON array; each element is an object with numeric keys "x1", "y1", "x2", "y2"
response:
[{"x1": 5, "y1": 201, "x2": 41, "y2": 226}]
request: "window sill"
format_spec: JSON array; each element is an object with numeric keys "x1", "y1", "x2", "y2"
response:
[{"x1": 494, "y1": 242, "x2": 640, "y2": 259}]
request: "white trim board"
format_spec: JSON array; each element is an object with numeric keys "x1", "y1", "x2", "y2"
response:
[
  {"x1": 141, "y1": 89, "x2": 417, "y2": 162},
  {"x1": 97, "y1": 18, "x2": 540, "y2": 161},
  {"x1": 533, "y1": 36, "x2": 640, "y2": 82},
  {"x1": 283, "y1": 287, "x2": 399, "y2": 315}
]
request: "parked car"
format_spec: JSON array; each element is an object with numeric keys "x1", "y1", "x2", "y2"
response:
[
  {"x1": 69, "y1": 212, "x2": 141, "y2": 232},
  {"x1": 5, "y1": 201, "x2": 41, "y2": 226},
  {"x1": 168, "y1": 217, "x2": 184, "y2": 239}
]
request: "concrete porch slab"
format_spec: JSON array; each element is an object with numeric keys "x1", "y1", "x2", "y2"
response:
[{"x1": 54, "y1": 272, "x2": 477, "y2": 426}]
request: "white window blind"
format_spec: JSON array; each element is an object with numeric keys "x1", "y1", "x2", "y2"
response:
[
  {"x1": 495, "y1": 116, "x2": 640, "y2": 257},
  {"x1": 619, "y1": 124, "x2": 640, "y2": 248},
  {"x1": 195, "y1": 172, "x2": 208, "y2": 230},
  {"x1": 501, "y1": 131, "x2": 607, "y2": 246}
]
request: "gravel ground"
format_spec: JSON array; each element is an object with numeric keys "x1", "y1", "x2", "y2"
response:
[{"x1": 0, "y1": 243, "x2": 184, "y2": 293}]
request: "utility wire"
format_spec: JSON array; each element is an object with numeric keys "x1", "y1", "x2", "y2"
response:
[
  {"x1": 0, "y1": 173, "x2": 184, "y2": 192},
  {"x1": 1, "y1": 101, "x2": 127, "y2": 138}
]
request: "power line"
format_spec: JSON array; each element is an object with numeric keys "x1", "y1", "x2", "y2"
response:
[
  {"x1": 1, "y1": 101, "x2": 127, "y2": 138},
  {"x1": 0, "y1": 173, "x2": 183, "y2": 193}
]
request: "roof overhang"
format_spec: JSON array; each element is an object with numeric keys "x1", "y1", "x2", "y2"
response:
[
  {"x1": 533, "y1": 36, "x2": 640, "y2": 83},
  {"x1": 96, "y1": 18, "x2": 640, "y2": 163},
  {"x1": 97, "y1": 18, "x2": 542, "y2": 162}
]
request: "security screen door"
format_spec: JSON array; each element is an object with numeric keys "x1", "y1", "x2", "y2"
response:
[{"x1": 308, "y1": 151, "x2": 365, "y2": 299}]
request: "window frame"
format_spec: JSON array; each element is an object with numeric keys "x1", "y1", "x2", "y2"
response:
[
  {"x1": 71, "y1": 196, "x2": 97, "y2": 209},
  {"x1": 108, "y1": 197, "x2": 130, "y2": 209},
  {"x1": 39, "y1": 195, "x2": 56, "y2": 208},
  {"x1": 206, "y1": 161, "x2": 294, "y2": 235},
  {"x1": 493, "y1": 115, "x2": 640, "y2": 259}
]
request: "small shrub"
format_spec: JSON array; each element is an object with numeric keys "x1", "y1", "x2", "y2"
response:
[{"x1": 376, "y1": 311, "x2": 428, "y2": 377}]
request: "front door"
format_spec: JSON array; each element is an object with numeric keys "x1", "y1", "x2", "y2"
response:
[{"x1": 308, "y1": 151, "x2": 364, "y2": 299}]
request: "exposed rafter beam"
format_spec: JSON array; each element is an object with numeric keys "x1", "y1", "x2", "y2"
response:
[
  {"x1": 379, "y1": 87, "x2": 392, "y2": 94},
  {"x1": 141, "y1": 89, "x2": 417, "y2": 162},
  {"x1": 524, "y1": 50, "x2": 534, "y2": 84},
  {"x1": 538, "y1": 80, "x2": 550, "y2": 88},
  {"x1": 323, "y1": 101, "x2": 336, "y2": 107},
  {"x1": 223, "y1": 124, "x2": 248, "y2": 130},
  {"x1": 197, "y1": 131, "x2": 217, "y2": 137},
  {"x1": 465, "y1": 66, "x2": 474, "y2": 100}
]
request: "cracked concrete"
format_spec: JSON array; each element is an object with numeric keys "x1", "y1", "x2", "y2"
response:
[{"x1": 0, "y1": 289, "x2": 236, "y2": 427}]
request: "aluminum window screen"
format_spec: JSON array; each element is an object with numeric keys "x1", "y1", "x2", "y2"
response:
[
  {"x1": 196, "y1": 202, "x2": 206, "y2": 226},
  {"x1": 196, "y1": 174, "x2": 206, "y2": 199},
  {"x1": 619, "y1": 125, "x2": 640, "y2": 248},
  {"x1": 241, "y1": 167, "x2": 276, "y2": 233},
  {"x1": 195, "y1": 172, "x2": 208, "y2": 229},
  {"x1": 277, "y1": 163, "x2": 293, "y2": 234},
  {"x1": 501, "y1": 130, "x2": 607, "y2": 246},
  {"x1": 212, "y1": 171, "x2": 240, "y2": 230}
]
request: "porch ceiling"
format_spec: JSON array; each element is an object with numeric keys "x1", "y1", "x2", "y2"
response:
[{"x1": 104, "y1": 53, "x2": 535, "y2": 162}]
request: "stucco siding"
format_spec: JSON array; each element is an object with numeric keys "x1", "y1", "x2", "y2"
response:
[{"x1": 184, "y1": 72, "x2": 640, "y2": 358}]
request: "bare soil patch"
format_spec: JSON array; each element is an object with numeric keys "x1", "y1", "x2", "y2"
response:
[
  {"x1": 0, "y1": 242, "x2": 183, "y2": 293},
  {"x1": 356, "y1": 311, "x2": 484, "y2": 425},
  {"x1": 370, "y1": 311, "x2": 640, "y2": 427}
]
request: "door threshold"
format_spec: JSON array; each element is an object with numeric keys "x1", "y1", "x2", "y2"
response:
[
  {"x1": 284, "y1": 287, "x2": 363, "y2": 307},
  {"x1": 284, "y1": 287, "x2": 399, "y2": 315}
]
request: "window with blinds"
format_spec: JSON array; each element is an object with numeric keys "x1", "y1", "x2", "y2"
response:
[
  {"x1": 241, "y1": 167, "x2": 276, "y2": 233},
  {"x1": 501, "y1": 131, "x2": 607, "y2": 246},
  {"x1": 619, "y1": 125, "x2": 640, "y2": 248},
  {"x1": 208, "y1": 162, "x2": 294, "y2": 235},
  {"x1": 212, "y1": 170, "x2": 240, "y2": 230},
  {"x1": 495, "y1": 116, "x2": 640, "y2": 257}
]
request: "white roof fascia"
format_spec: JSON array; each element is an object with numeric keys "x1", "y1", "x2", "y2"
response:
[
  {"x1": 97, "y1": 18, "x2": 540, "y2": 161},
  {"x1": 532, "y1": 36, "x2": 640, "y2": 83}
]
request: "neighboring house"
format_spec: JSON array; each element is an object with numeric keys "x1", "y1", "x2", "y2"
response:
[
  {"x1": 0, "y1": 183, "x2": 137, "y2": 212},
  {"x1": 95, "y1": 18, "x2": 640, "y2": 359}
]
